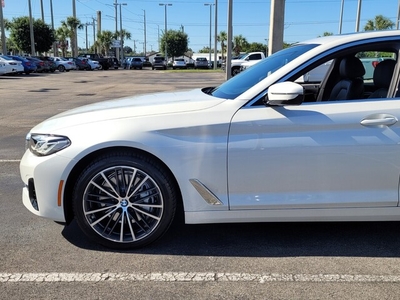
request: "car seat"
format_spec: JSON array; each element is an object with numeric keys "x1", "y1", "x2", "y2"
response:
[
  {"x1": 368, "y1": 59, "x2": 396, "y2": 98},
  {"x1": 329, "y1": 56, "x2": 365, "y2": 100}
]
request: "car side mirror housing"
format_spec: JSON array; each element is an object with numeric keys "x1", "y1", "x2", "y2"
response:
[{"x1": 264, "y1": 82, "x2": 304, "y2": 106}]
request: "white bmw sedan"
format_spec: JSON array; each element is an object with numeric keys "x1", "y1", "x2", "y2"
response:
[{"x1": 20, "y1": 30, "x2": 400, "y2": 249}]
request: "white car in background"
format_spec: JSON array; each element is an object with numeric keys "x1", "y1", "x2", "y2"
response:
[
  {"x1": 86, "y1": 59, "x2": 101, "y2": 70},
  {"x1": 50, "y1": 57, "x2": 76, "y2": 72},
  {"x1": 240, "y1": 58, "x2": 263, "y2": 71},
  {"x1": 20, "y1": 30, "x2": 400, "y2": 250},
  {"x1": 0, "y1": 61, "x2": 7, "y2": 75},
  {"x1": 0, "y1": 55, "x2": 24, "y2": 74}
]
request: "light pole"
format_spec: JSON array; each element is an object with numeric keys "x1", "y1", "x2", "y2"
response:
[
  {"x1": 213, "y1": 0, "x2": 218, "y2": 69},
  {"x1": 338, "y1": 0, "x2": 344, "y2": 34},
  {"x1": 204, "y1": 3, "x2": 213, "y2": 68},
  {"x1": 118, "y1": 3, "x2": 127, "y2": 61},
  {"x1": 28, "y1": 0, "x2": 36, "y2": 55},
  {"x1": 50, "y1": 0, "x2": 57, "y2": 55},
  {"x1": 159, "y1": 3, "x2": 172, "y2": 63},
  {"x1": 355, "y1": 0, "x2": 362, "y2": 32},
  {"x1": 0, "y1": 0, "x2": 6, "y2": 54},
  {"x1": 143, "y1": 9, "x2": 147, "y2": 57}
]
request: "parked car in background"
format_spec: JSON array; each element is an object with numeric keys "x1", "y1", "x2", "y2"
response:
[
  {"x1": 36, "y1": 56, "x2": 57, "y2": 72},
  {"x1": 86, "y1": 59, "x2": 101, "y2": 70},
  {"x1": 194, "y1": 57, "x2": 209, "y2": 69},
  {"x1": 25, "y1": 57, "x2": 45, "y2": 73},
  {"x1": 0, "y1": 55, "x2": 24, "y2": 74},
  {"x1": 0, "y1": 61, "x2": 7, "y2": 75},
  {"x1": 69, "y1": 57, "x2": 89, "y2": 70},
  {"x1": 8, "y1": 55, "x2": 37, "y2": 74},
  {"x1": 172, "y1": 58, "x2": 187, "y2": 70},
  {"x1": 121, "y1": 57, "x2": 132, "y2": 69},
  {"x1": 50, "y1": 57, "x2": 76, "y2": 72},
  {"x1": 127, "y1": 57, "x2": 144, "y2": 70},
  {"x1": 110, "y1": 57, "x2": 120, "y2": 69},
  {"x1": 78, "y1": 53, "x2": 112, "y2": 70},
  {"x1": 152, "y1": 56, "x2": 166, "y2": 70}
]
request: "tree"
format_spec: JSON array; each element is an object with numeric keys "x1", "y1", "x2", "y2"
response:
[
  {"x1": 5, "y1": 16, "x2": 55, "y2": 54},
  {"x1": 56, "y1": 24, "x2": 70, "y2": 57},
  {"x1": 320, "y1": 32, "x2": 334, "y2": 37},
  {"x1": 61, "y1": 16, "x2": 83, "y2": 57},
  {"x1": 198, "y1": 46, "x2": 213, "y2": 53},
  {"x1": 116, "y1": 29, "x2": 131, "y2": 56},
  {"x1": 97, "y1": 30, "x2": 114, "y2": 55},
  {"x1": 124, "y1": 46, "x2": 133, "y2": 54},
  {"x1": 364, "y1": 15, "x2": 394, "y2": 31},
  {"x1": 233, "y1": 34, "x2": 248, "y2": 56},
  {"x1": 245, "y1": 42, "x2": 267, "y2": 53},
  {"x1": 217, "y1": 30, "x2": 227, "y2": 59},
  {"x1": 160, "y1": 29, "x2": 188, "y2": 58}
]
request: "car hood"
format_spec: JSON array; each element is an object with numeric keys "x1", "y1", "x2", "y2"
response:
[{"x1": 31, "y1": 88, "x2": 225, "y2": 132}]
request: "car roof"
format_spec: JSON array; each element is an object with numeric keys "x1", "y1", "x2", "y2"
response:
[{"x1": 296, "y1": 30, "x2": 400, "y2": 48}]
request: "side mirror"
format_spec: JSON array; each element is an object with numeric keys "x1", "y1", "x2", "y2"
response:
[{"x1": 265, "y1": 82, "x2": 304, "y2": 106}]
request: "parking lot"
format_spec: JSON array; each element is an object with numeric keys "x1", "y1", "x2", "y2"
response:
[{"x1": 2, "y1": 70, "x2": 400, "y2": 299}]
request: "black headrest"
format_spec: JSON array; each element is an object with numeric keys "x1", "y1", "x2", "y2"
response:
[
  {"x1": 339, "y1": 56, "x2": 365, "y2": 78},
  {"x1": 373, "y1": 59, "x2": 396, "y2": 88}
]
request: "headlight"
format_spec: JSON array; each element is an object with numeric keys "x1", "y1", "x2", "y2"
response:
[{"x1": 26, "y1": 133, "x2": 71, "y2": 156}]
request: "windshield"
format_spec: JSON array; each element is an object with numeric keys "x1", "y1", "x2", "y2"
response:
[{"x1": 211, "y1": 44, "x2": 318, "y2": 99}]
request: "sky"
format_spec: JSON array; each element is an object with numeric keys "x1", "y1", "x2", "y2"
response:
[{"x1": 2, "y1": 0, "x2": 400, "y2": 53}]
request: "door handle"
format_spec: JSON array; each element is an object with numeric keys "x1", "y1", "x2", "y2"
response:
[{"x1": 360, "y1": 114, "x2": 398, "y2": 127}]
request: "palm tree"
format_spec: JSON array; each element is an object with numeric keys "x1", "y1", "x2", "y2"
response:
[
  {"x1": 56, "y1": 25, "x2": 70, "y2": 57},
  {"x1": 217, "y1": 30, "x2": 227, "y2": 60},
  {"x1": 233, "y1": 34, "x2": 248, "y2": 56},
  {"x1": 61, "y1": 16, "x2": 83, "y2": 57},
  {"x1": 116, "y1": 29, "x2": 131, "y2": 56},
  {"x1": 364, "y1": 15, "x2": 395, "y2": 31},
  {"x1": 97, "y1": 30, "x2": 114, "y2": 55}
]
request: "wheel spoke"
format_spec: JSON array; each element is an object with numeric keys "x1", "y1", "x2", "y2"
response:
[
  {"x1": 84, "y1": 203, "x2": 118, "y2": 216},
  {"x1": 89, "y1": 206, "x2": 119, "y2": 226},
  {"x1": 125, "y1": 210, "x2": 137, "y2": 241},
  {"x1": 100, "y1": 171, "x2": 120, "y2": 198},
  {"x1": 126, "y1": 174, "x2": 150, "y2": 198},
  {"x1": 86, "y1": 194, "x2": 116, "y2": 206},
  {"x1": 131, "y1": 206, "x2": 161, "y2": 221},
  {"x1": 126, "y1": 169, "x2": 138, "y2": 197},
  {"x1": 119, "y1": 210, "x2": 125, "y2": 242},
  {"x1": 90, "y1": 179, "x2": 119, "y2": 200}
]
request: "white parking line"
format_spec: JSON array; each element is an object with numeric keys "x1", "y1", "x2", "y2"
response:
[
  {"x1": 0, "y1": 160, "x2": 20, "y2": 163},
  {"x1": 1, "y1": 272, "x2": 400, "y2": 283}
]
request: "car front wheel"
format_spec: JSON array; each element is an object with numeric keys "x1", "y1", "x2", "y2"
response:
[{"x1": 72, "y1": 151, "x2": 177, "y2": 249}]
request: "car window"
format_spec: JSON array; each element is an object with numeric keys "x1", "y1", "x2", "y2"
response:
[
  {"x1": 293, "y1": 48, "x2": 398, "y2": 102},
  {"x1": 211, "y1": 44, "x2": 318, "y2": 99}
]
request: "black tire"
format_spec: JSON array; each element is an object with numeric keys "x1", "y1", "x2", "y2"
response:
[
  {"x1": 58, "y1": 65, "x2": 65, "y2": 72},
  {"x1": 72, "y1": 151, "x2": 177, "y2": 249},
  {"x1": 98, "y1": 64, "x2": 103, "y2": 70}
]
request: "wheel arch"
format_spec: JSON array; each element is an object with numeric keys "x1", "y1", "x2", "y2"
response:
[{"x1": 63, "y1": 146, "x2": 183, "y2": 225}]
